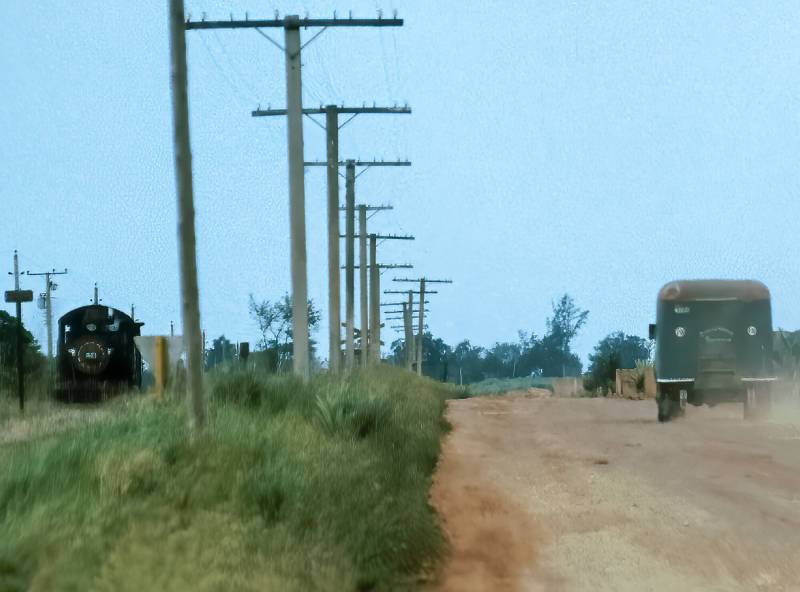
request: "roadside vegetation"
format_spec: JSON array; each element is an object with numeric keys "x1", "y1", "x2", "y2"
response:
[
  {"x1": 0, "y1": 366, "x2": 452, "y2": 592},
  {"x1": 384, "y1": 294, "x2": 590, "y2": 385},
  {"x1": 465, "y1": 376, "x2": 554, "y2": 396}
]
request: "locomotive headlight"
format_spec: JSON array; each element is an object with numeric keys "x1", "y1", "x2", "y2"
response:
[
  {"x1": 675, "y1": 326, "x2": 686, "y2": 338},
  {"x1": 747, "y1": 326, "x2": 757, "y2": 336}
]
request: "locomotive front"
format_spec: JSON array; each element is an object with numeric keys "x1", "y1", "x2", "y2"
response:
[{"x1": 56, "y1": 305, "x2": 143, "y2": 401}]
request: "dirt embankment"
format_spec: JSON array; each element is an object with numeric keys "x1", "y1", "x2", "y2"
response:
[{"x1": 431, "y1": 395, "x2": 800, "y2": 591}]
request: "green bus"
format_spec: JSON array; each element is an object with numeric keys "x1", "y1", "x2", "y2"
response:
[{"x1": 650, "y1": 280, "x2": 775, "y2": 422}]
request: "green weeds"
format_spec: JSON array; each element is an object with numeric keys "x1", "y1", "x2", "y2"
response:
[{"x1": 0, "y1": 366, "x2": 452, "y2": 591}]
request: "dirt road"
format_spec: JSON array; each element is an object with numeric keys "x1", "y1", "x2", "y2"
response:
[{"x1": 431, "y1": 394, "x2": 800, "y2": 591}]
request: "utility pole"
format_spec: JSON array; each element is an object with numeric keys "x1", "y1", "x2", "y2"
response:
[
  {"x1": 345, "y1": 163, "x2": 356, "y2": 368},
  {"x1": 392, "y1": 278, "x2": 453, "y2": 376},
  {"x1": 309, "y1": 160, "x2": 410, "y2": 368},
  {"x1": 188, "y1": 14, "x2": 404, "y2": 380},
  {"x1": 6, "y1": 251, "x2": 33, "y2": 411},
  {"x1": 402, "y1": 301, "x2": 413, "y2": 370},
  {"x1": 255, "y1": 107, "x2": 410, "y2": 373},
  {"x1": 369, "y1": 235, "x2": 379, "y2": 362},
  {"x1": 418, "y1": 279, "x2": 425, "y2": 376},
  {"x1": 359, "y1": 206, "x2": 368, "y2": 366},
  {"x1": 285, "y1": 16, "x2": 309, "y2": 380},
  {"x1": 170, "y1": 0, "x2": 205, "y2": 431},
  {"x1": 93, "y1": 283, "x2": 99, "y2": 305},
  {"x1": 13, "y1": 253, "x2": 24, "y2": 410},
  {"x1": 326, "y1": 106, "x2": 339, "y2": 372},
  {"x1": 26, "y1": 268, "x2": 68, "y2": 359}
]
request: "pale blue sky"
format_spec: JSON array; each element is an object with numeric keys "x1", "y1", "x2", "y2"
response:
[{"x1": 2, "y1": 1, "x2": 799, "y2": 365}]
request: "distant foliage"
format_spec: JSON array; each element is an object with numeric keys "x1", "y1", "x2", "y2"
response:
[
  {"x1": 205, "y1": 334, "x2": 237, "y2": 370},
  {"x1": 248, "y1": 293, "x2": 321, "y2": 372},
  {"x1": 387, "y1": 293, "x2": 589, "y2": 383},
  {"x1": 0, "y1": 310, "x2": 44, "y2": 391},
  {"x1": 586, "y1": 332, "x2": 651, "y2": 394}
]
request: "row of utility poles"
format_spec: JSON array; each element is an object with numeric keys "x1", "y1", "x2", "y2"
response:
[
  {"x1": 167, "y1": 6, "x2": 454, "y2": 437},
  {"x1": 184, "y1": 10, "x2": 452, "y2": 378}
]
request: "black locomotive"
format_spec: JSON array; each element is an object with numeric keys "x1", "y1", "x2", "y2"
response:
[{"x1": 56, "y1": 305, "x2": 144, "y2": 401}]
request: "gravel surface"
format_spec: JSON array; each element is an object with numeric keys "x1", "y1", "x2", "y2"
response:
[{"x1": 431, "y1": 394, "x2": 800, "y2": 591}]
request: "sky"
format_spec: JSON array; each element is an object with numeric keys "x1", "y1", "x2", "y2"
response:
[{"x1": 2, "y1": 1, "x2": 800, "y2": 367}]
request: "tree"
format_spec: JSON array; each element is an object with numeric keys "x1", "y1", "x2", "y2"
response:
[
  {"x1": 205, "y1": 334, "x2": 236, "y2": 370},
  {"x1": 452, "y1": 340, "x2": 485, "y2": 384},
  {"x1": 543, "y1": 294, "x2": 589, "y2": 376},
  {"x1": 389, "y1": 332, "x2": 453, "y2": 381},
  {"x1": 249, "y1": 293, "x2": 321, "y2": 372},
  {"x1": 0, "y1": 310, "x2": 43, "y2": 390},
  {"x1": 587, "y1": 332, "x2": 651, "y2": 392},
  {"x1": 774, "y1": 329, "x2": 800, "y2": 398}
]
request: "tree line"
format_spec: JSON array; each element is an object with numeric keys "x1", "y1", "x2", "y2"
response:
[{"x1": 244, "y1": 292, "x2": 651, "y2": 388}]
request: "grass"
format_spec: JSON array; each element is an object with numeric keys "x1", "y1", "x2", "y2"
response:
[
  {"x1": 0, "y1": 366, "x2": 454, "y2": 591},
  {"x1": 466, "y1": 375, "x2": 555, "y2": 396}
]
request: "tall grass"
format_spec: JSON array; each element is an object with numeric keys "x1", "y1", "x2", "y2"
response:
[{"x1": 0, "y1": 366, "x2": 453, "y2": 591}]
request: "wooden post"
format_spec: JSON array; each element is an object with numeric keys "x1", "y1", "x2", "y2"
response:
[
  {"x1": 168, "y1": 0, "x2": 205, "y2": 430},
  {"x1": 154, "y1": 336, "x2": 169, "y2": 399}
]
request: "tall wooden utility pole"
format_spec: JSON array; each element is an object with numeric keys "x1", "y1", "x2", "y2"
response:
[
  {"x1": 254, "y1": 106, "x2": 410, "y2": 373},
  {"x1": 369, "y1": 235, "x2": 379, "y2": 362},
  {"x1": 325, "y1": 106, "x2": 340, "y2": 372},
  {"x1": 402, "y1": 302, "x2": 413, "y2": 369},
  {"x1": 358, "y1": 206, "x2": 368, "y2": 365},
  {"x1": 27, "y1": 268, "x2": 68, "y2": 359},
  {"x1": 169, "y1": 0, "x2": 205, "y2": 431},
  {"x1": 418, "y1": 279, "x2": 425, "y2": 375},
  {"x1": 345, "y1": 162, "x2": 356, "y2": 368},
  {"x1": 6, "y1": 251, "x2": 34, "y2": 411},
  {"x1": 283, "y1": 17, "x2": 310, "y2": 380},
  {"x1": 188, "y1": 14, "x2": 404, "y2": 380}
]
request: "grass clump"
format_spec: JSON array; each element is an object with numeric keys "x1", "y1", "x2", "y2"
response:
[{"x1": 0, "y1": 366, "x2": 453, "y2": 591}]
